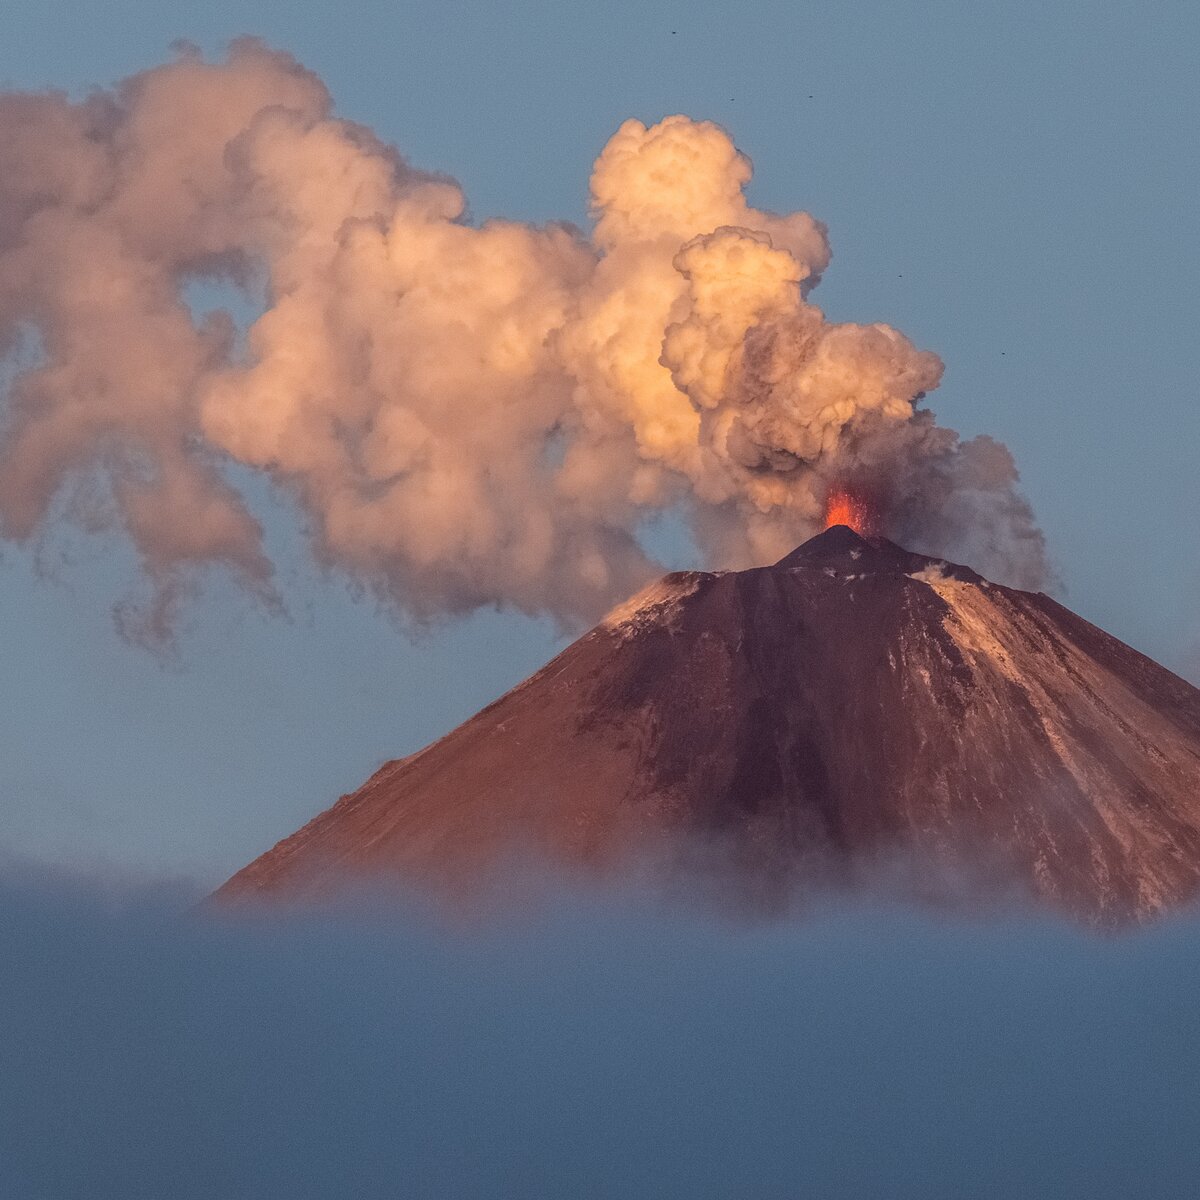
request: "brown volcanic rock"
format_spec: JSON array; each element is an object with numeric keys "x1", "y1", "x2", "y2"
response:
[{"x1": 217, "y1": 527, "x2": 1200, "y2": 919}]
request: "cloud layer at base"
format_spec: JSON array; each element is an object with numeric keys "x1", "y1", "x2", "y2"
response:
[{"x1": 4, "y1": 865, "x2": 1200, "y2": 1199}]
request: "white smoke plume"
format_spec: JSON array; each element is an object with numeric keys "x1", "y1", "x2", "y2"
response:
[{"x1": 0, "y1": 41, "x2": 1047, "y2": 642}]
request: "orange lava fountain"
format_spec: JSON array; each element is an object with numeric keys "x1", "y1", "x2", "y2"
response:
[{"x1": 822, "y1": 486, "x2": 877, "y2": 536}]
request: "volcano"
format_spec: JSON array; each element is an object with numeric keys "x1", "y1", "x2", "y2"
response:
[{"x1": 217, "y1": 527, "x2": 1200, "y2": 920}]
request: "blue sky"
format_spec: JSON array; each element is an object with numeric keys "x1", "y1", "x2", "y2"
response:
[{"x1": 2, "y1": 0, "x2": 1198, "y2": 883}]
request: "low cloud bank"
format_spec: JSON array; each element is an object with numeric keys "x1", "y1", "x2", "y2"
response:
[{"x1": 4, "y1": 866, "x2": 1200, "y2": 1199}]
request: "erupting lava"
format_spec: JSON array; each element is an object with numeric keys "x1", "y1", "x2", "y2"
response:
[{"x1": 823, "y1": 487, "x2": 876, "y2": 536}]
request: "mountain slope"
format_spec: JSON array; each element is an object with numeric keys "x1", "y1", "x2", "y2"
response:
[{"x1": 217, "y1": 527, "x2": 1200, "y2": 919}]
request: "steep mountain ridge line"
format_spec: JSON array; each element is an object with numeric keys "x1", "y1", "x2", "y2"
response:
[{"x1": 216, "y1": 527, "x2": 1200, "y2": 921}]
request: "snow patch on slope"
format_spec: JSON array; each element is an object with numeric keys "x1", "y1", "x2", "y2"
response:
[
  {"x1": 600, "y1": 572, "x2": 711, "y2": 640},
  {"x1": 918, "y1": 576, "x2": 1199, "y2": 914},
  {"x1": 908, "y1": 562, "x2": 951, "y2": 584},
  {"x1": 922, "y1": 578, "x2": 1089, "y2": 779}
]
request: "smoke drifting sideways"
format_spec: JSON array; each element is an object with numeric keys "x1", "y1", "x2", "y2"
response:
[
  {"x1": 0, "y1": 41, "x2": 1047, "y2": 644},
  {"x1": 3, "y1": 862, "x2": 1200, "y2": 1200}
]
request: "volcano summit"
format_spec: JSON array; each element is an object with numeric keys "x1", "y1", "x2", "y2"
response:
[{"x1": 219, "y1": 528, "x2": 1200, "y2": 921}]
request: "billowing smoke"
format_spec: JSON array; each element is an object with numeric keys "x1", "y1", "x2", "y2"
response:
[{"x1": 0, "y1": 41, "x2": 1047, "y2": 642}]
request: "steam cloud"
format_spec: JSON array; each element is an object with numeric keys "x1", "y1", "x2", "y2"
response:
[{"x1": 0, "y1": 41, "x2": 1047, "y2": 641}]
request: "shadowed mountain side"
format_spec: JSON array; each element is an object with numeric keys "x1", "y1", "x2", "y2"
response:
[{"x1": 217, "y1": 528, "x2": 1200, "y2": 921}]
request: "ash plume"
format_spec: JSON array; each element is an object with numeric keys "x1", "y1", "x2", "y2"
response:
[{"x1": 0, "y1": 41, "x2": 1047, "y2": 640}]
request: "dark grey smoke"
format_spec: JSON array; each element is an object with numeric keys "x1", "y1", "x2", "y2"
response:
[{"x1": 3, "y1": 864, "x2": 1200, "y2": 1199}]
